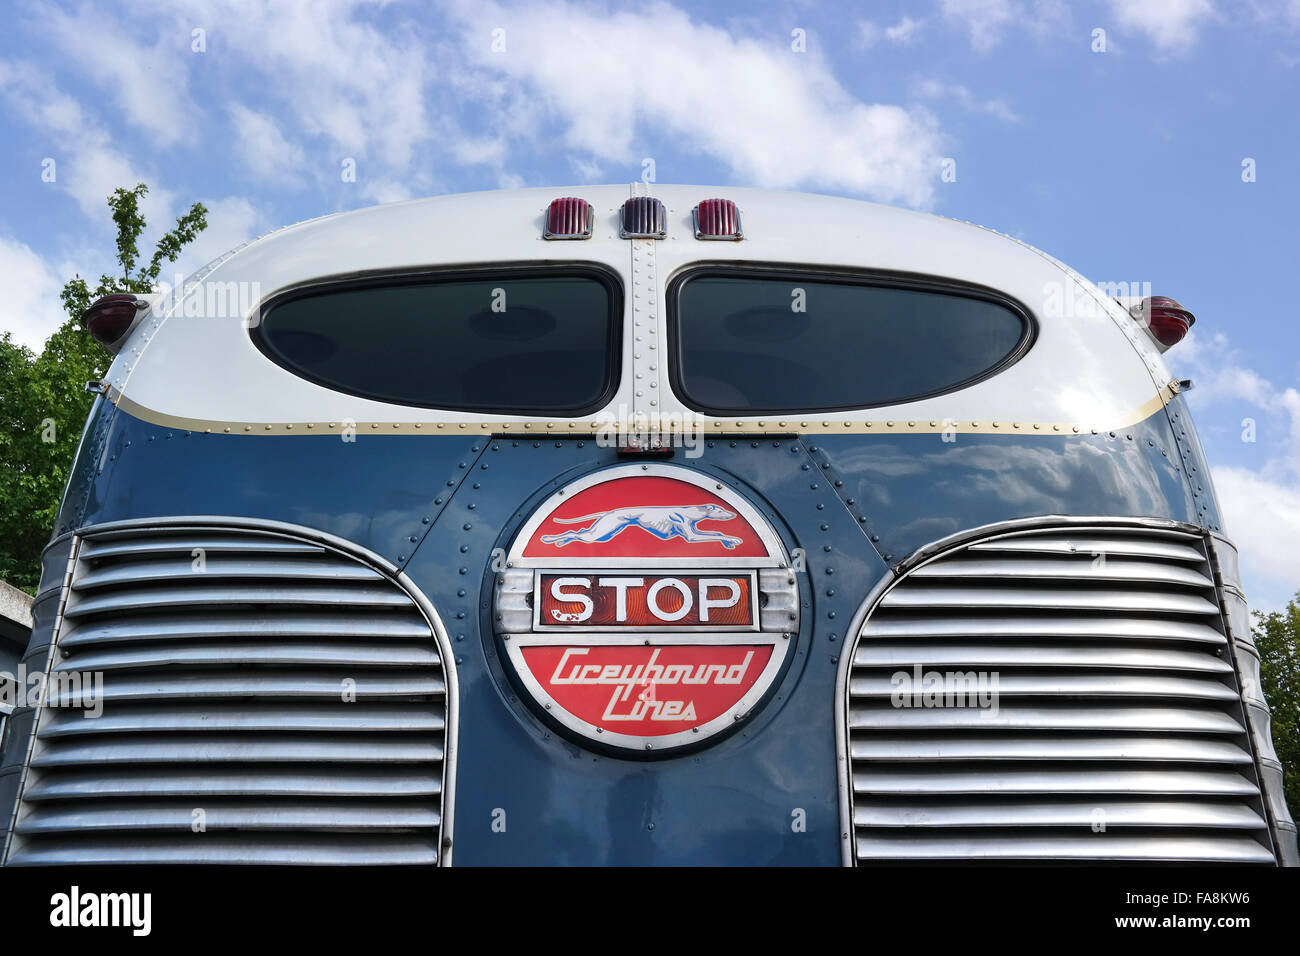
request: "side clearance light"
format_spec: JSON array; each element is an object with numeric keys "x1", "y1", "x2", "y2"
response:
[
  {"x1": 620, "y1": 196, "x2": 666, "y2": 239},
  {"x1": 83, "y1": 293, "x2": 148, "y2": 351},
  {"x1": 1130, "y1": 295, "x2": 1195, "y2": 350},
  {"x1": 693, "y1": 198, "x2": 742, "y2": 240},
  {"x1": 544, "y1": 197, "x2": 593, "y2": 240}
]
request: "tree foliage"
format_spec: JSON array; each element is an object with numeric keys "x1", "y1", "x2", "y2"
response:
[
  {"x1": 0, "y1": 185, "x2": 207, "y2": 592},
  {"x1": 1253, "y1": 594, "x2": 1300, "y2": 824}
]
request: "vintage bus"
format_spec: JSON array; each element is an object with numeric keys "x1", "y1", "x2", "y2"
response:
[{"x1": 1, "y1": 185, "x2": 1294, "y2": 865}]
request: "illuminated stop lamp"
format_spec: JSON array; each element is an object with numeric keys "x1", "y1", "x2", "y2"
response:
[
  {"x1": 1130, "y1": 296, "x2": 1195, "y2": 351},
  {"x1": 83, "y1": 293, "x2": 148, "y2": 351}
]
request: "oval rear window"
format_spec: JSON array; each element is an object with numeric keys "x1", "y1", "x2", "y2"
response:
[
  {"x1": 253, "y1": 267, "x2": 621, "y2": 414},
  {"x1": 669, "y1": 269, "x2": 1032, "y2": 414}
]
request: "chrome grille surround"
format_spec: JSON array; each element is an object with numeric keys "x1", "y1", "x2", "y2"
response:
[
  {"x1": 1208, "y1": 531, "x2": 1299, "y2": 865},
  {"x1": 838, "y1": 516, "x2": 1286, "y2": 865},
  {"x1": 2, "y1": 517, "x2": 457, "y2": 865}
]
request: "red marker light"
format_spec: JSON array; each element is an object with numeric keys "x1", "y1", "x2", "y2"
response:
[
  {"x1": 693, "y1": 198, "x2": 742, "y2": 240},
  {"x1": 620, "y1": 197, "x2": 666, "y2": 239},
  {"x1": 83, "y1": 294, "x2": 146, "y2": 350},
  {"x1": 1131, "y1": 296, "x2": 1195, "y2": 350},
  {"x1": 544, "y1": 197, "x2": 592, "y2": 240}
]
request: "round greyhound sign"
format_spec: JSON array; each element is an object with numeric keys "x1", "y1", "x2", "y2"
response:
[{"x1": 494, "y1": 463, "x2": 799, "y2": 753}]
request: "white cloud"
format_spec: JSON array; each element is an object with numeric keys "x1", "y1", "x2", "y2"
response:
[
  {"x1": 915, "y1": 79, "x2": 1021, "y2": 122},
  {"x1": 940, "y1": 0, "x2": 1017, "y2": 51},
  {"x1": 569, "y1": 156, "x2": 605, "y2": 182},
  {"x1": 0, "y1": 55, "x2": 269, "y2": 346},
  {"x1": 449, "y1": 137, "x2": 509, "y2": 168},
  {"x1": 37, "y1": 4, "x2": 195, "y2": 146},
  {"x1": 95, "y1": 0, "x2": 947, "y2": 205},
  {"x1": 149, "y1": 0, "x2": 440, "y2": 194},
  {"x1": 228, "y1": 105, "x2": 307, "y2": 186},
  {"x1": 939, "y1": 0, "x2": 1071, "y2": 50},
  {"x1": 0, "y1": 59, "x2": 175, "y2": 223},
  {"x1": 0, "y1": 237, "x2": 65, "y2": 351},
  {"x1": 887, "y1": 17, "x2": 926, "y2": 43},
  {"x1": 1211, "y1": 468, "x2": 1300, "y2": 611},
  {"x1": 1104, "y1": 0, "x2": 1215, "y2": 53},
  {"x1": 1173, "y1": 331, "x2": 1300, "y2": 611},
  {"x1": 445, "y1": 0, "x2": 946, "y2": 208},
  {"x1": 0, "y1": 58, "x2": 259, "y2": 300},
  {"x1": 858, "y1": 16, "x2": 925, "y2": 48}
]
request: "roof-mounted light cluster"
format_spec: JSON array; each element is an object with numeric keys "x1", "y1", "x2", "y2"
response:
[{"x1": 542, "y1": 195, "x2": 743, "y2": 241}]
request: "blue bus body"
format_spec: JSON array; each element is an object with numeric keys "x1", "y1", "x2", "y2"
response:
[{"x1": 1, "y1": 186, "x2": 1294, "y2": 865}]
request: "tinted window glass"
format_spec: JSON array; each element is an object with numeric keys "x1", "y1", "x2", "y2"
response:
[
  {"x1": 255, "y1": 271, "x2": 619, "y2": 413},
  {"x1": 672, "y1": 273, "x2": 1029, "y2": 413}
]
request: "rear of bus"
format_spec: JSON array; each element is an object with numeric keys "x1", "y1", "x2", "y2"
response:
[{"x1": 1, "y1": 185, "x2": 1294, "y2": 866}]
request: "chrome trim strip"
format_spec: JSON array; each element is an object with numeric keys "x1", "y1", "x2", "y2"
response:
[
  {"x1": 395, "y1": 566, "x2": 459, "y2": 867},
  {"x1": 52, "y1": 515, "x2": 408, "y2": 575},
  {"x1": 1, "y1": 538, "x2": 79, "y2": 865},
  {"x1": 836, "y1": 567, "x2": 895, "y2": 866},
  {"x1": 1207, "y1": 531, "x2": 1298, "y2": 866},
  {"x1": 890, "y1": 513, "x2": 1200, "y2": 575},
  {"x1": 107, "y1": 384, "x2": 1179, "y2": 438}
]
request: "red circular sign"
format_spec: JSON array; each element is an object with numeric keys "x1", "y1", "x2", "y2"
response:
[{"x1": 496, "y1": 464, "x2": 797, "y2": 753}]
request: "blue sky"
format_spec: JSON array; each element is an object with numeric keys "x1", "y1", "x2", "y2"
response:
[{"x1": 1, "y1": 0, "x2": 1299, "y2": 609}]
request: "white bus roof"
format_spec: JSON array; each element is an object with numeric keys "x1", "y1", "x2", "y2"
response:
[{"x1": 106, "y1": 184, "x2": 1175, "y2": 436}]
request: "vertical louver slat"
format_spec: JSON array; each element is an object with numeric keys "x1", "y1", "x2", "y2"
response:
[
  {"x1": 7, "y1": 525, "x2": 447, "y2": 865},
  {"x1": 847, "y1": 525, "x2": 1276, "y2": 864}
]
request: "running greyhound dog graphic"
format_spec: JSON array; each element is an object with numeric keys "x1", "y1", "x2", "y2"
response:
[{"x1": 540, "y1": 503, "x2": 744, "y2": 548}]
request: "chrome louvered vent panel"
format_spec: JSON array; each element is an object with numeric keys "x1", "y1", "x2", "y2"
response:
[
  {"x1": 847, "y1": 524, "x2": 1276, "y2": 864},
  {"x1": 7, "y1": 524, "x2": 448, "y2": 865}
]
